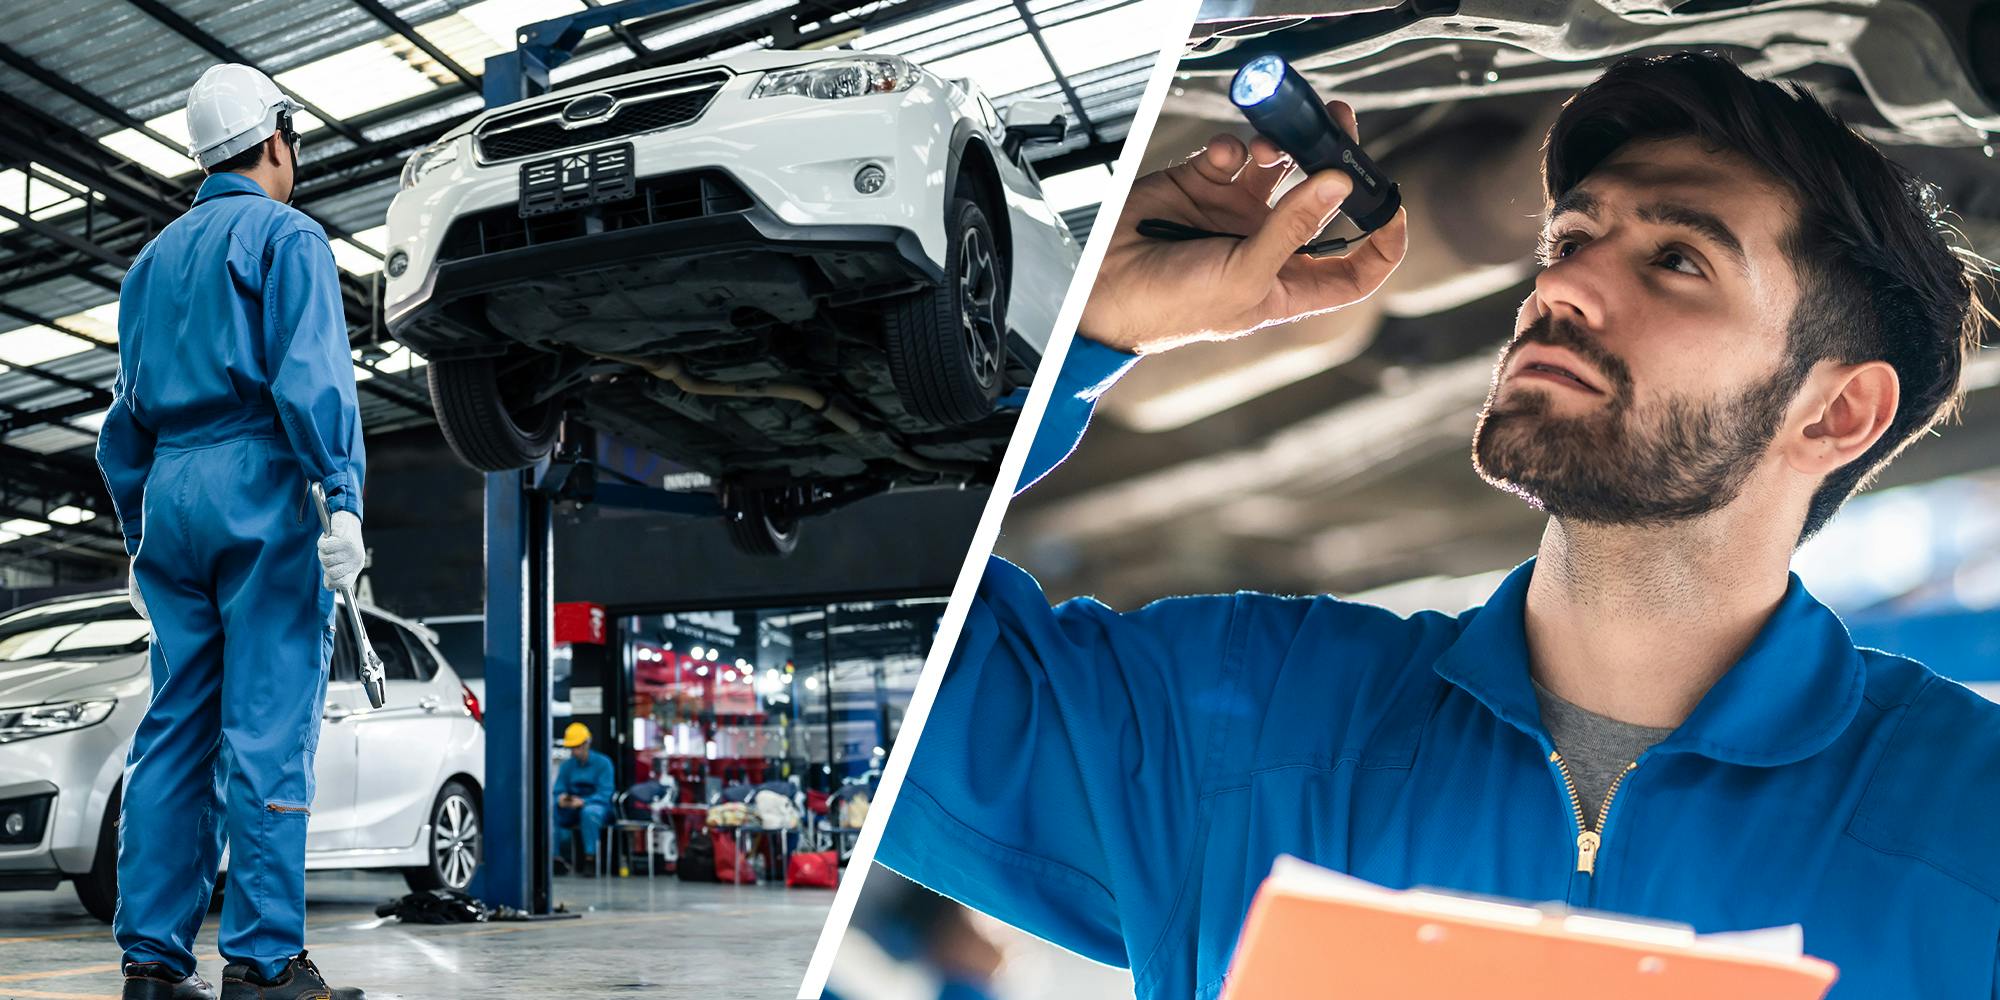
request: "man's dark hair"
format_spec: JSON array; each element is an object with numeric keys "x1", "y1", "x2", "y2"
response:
[
  {"x1": 1542, "y1": 51, "x2": 1992, "y2": 542},
  {"x1": 205, "y1": 138, "x2": 266, "y2": 175}
]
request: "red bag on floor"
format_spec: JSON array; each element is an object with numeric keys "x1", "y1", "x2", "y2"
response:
[
  {"x1": 712, "y1": 830, "x2": 758, "y2": 884},
  {"x1": 786, "y1": 850, "x2": 840, "y2": 888}
]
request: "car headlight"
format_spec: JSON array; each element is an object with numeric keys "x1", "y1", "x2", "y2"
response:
[
  {"x1": 400, "y1": 139, "x2": 458, "y2": 190},
  {"x1": 0, "y1": 700, "x2": 115, "y2": 743},
  {"x1": 752, "y1": 56, "x2": 922, "y2": 101}
]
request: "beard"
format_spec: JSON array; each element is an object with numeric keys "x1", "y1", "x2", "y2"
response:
[{"x1": 1471, "y1": 315, "x2": 1804, "y2": 526}]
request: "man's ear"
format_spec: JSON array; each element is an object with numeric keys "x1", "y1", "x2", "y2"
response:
[{"x1": 1785, "y1": 359, "x2": 1899, "y2": 477}]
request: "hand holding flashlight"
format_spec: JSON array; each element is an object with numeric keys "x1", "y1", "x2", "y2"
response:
[{"x1": 1080, "y1": 85, "x2": 1407, "y2": 354}]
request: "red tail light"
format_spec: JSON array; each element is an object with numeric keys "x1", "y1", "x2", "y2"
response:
[{"x1": 462, "y1": 683, "x2": 483, "y2": 724}]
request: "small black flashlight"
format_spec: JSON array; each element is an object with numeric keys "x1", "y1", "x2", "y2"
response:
[{"x1": 1230, "y1": 54, "x2": 1401, "y2": 233}]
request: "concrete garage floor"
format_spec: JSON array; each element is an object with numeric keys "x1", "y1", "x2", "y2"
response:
[{"x1": 0, "y1": 871, "x2": 829, "y2": 998}]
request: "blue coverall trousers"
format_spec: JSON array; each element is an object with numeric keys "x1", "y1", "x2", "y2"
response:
[
  {"x1": 557, "y1": 802, "x2": 613, "y2": 860},
  {"x1": 114, "y1": 433, "x2": 334, "y2": 981}
]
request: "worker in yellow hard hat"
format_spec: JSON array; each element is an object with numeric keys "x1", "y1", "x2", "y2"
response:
[{"x1": 554, "y1": 723, "x2": 615, "y2": 876}]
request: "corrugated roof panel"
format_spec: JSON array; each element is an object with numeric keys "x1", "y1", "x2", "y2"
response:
[{"x1": 4, "y1": 422, "x2": 97, "y2": 454}]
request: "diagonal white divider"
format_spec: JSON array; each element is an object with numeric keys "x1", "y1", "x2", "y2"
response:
[{"x1": 797, "y1": 7, "x2": 1202, "y2": 994}]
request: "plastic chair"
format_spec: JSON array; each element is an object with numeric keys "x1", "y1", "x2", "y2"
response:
[
  {"x1": 601, "y1": 786, "x2": 672, "y2": 877},
  {"x1": 817, "y1": 782, "x2": 874, "y2": 861}
]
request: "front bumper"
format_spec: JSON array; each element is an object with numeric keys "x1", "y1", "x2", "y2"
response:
[
  {"x1": 0, "y1": 703, "x2": 132, "y2": 878},
  {"x1": 385, "y1": 74, "x2": 959, "y2": 340}
]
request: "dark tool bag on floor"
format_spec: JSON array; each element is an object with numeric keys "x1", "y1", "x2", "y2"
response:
[
  {"x1": 678, "y1": 829, "x2": 718, "y2": 882},
  {"x1": 375, "y1": 889, "x2": 529, "y2": 923}
]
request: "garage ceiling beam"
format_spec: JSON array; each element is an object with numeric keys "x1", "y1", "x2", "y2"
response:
[
  {"x1": 0, "y1": 41, "x2": 186, "y2": 155},
  {"x1": 122, "y1": 0, "x2": 371, "y2": 148},
  {"x1": 349, "y1": 0, "x2": 483, "y2": 95},
  {"x1": 0, "y1": 202, "x2": 132, "y2": 271},
  {"x1": 1010, "y1": 0, "x2": 1102, "y2": 145}
]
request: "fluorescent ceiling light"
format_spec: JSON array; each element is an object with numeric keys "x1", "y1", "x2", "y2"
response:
[
  {"x1": 54, "y1": 302, "x2": 118, "y2": 344},
  {"x1": 348, "y1": 225, "x2": 389, "y2": 254},
  {"x1": 275, "y1": 42, "x2": 441, "y2": 121},
  {"x1": 99, "y1": 128, "x2": 194, "y2": 177},
  {"x1": 0, "y1": 530, "x2": 18, "y2": 545},
  {"x1": 352, "y1": 358, "x2": 376, "y2": 381},
  {"x1": 376, "y1": 342, "x2": 418, "y2": 374},
  {"x1": 1037, "y1": 166, "x2": 1108, "y2": 215},
  {"x1": 69, "y1": 410, "x2": 107, "y2": 433},
  {"x1": 0, "y1": 167, "x2": 87, "y2": 222},
  {"x1": 329, "y1": 239, "x2": 382, "y2": 276},
  {"x1": 858, "y1": 0, "x2": 1012, "y2": 50},
  {"x1": 46, "y1": 505, "x2": 95, "y2": 525},
  {"x1": 1122, "y1": 336, "x2": 1374, "y2": 433},
  {"x1": 145, "y1": 111, "x2": 190, "y2": 148},
  {"x1": 0, "y1": 325, "x2": 93, "y2": 367},
  {"x1": 0, "y1": 519, "x2": 51, "y2": 537},
  {"x1": 416, "y1": 0, "x2": 590, "y2": 68}
]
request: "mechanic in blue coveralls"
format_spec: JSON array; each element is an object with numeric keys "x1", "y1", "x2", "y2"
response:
[
  {"x1": 878, "y1": 53, "x2": 2000, "y2": 999},
  {"x1": 98, "y1": 65, "x2": 367, "y2": 1000},
  {"x1": 554, "y1": 722, "x2": 616, "y2": 875}
]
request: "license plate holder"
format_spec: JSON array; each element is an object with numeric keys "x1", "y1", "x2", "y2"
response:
[{"x1": 518, "y1": 143, "x2": 635, "y2": 218}]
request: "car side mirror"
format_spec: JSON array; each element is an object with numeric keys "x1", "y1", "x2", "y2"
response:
[{"x1": 1002, "y1": 98, "x2": 1067, "y2": 157}]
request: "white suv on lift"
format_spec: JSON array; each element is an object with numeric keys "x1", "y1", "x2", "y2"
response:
[
  {"x1": 383, "y1": 49, "x2": 1081, "y2": 555},
  {"x1": 0, "y1": 593, "x2": 485, "y2": 921}
]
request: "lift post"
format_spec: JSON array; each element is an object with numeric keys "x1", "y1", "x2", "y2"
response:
[{"x1": 479, "y1": 0, "x2": 713, "y2": 914}]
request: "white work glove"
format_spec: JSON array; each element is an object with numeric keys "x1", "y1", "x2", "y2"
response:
[
  {"x1": 127, "y1": 558, "x2": 148, "y2": 621},
  {"x1": 318, "y1": 510, "x2": 365, "y2": 592}
]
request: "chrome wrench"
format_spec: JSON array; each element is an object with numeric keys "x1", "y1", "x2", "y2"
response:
[{"x1": 312, "y1": 483, "x2": 386, "y2": 709}]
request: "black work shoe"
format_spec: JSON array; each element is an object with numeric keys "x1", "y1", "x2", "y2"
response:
[
  {"x1": 220, "y1": 951, "x2": 362, "y2": 1000},
  {"x1": 124, "y1": 963, "x2": 218, "y2": 1000},
  {"x1": 578, "y1": 857, "x2": 597, "y2": 877}
]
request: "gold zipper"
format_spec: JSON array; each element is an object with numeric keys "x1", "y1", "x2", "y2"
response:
[
  {"x1": 265, "y1": 803, "x2": 311, "y2": 815},
  {"x1": 1549, "y1": 751, "x2": 1637, "y2": 876}
]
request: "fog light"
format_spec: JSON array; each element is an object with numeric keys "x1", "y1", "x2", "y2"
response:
[
  {"x1": 853, "y1": 163, "x2": 887, "y2": 195},
  {"x1": 3, "y1": 812, "x2": 21, "y2": 837},
  {"x1": 386, "y1": 250, "x2": 409, "y2": 278}
]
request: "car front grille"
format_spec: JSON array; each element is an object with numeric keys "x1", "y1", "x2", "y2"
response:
[
  {"x1": 437, "y1": 169, "x2": 755, "y2": 262},
  {"x1": 475, "y1": 70, "x2": 730, "y2": 163}
]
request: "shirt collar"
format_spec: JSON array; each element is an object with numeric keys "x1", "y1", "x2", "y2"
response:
[
  {"x1": 193, "y1": 172, "x2": 269, "y2": 206},
  {"x1": 1431, "y1": 557, "x2": 1865, "y2": 767}
]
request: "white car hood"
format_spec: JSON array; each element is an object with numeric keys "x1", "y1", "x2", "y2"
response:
[
  {"x1": 0, "y1": 653, "x2": 146, "y2": 707},
  {"x1": 441, "y1": 48, "x2": 900, "y2": 142}
]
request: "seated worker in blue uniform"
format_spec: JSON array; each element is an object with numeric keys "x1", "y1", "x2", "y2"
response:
[
  {"x1": 877, "y1": 53, "x2": 2000, "y2": 999},
  {"x1": 555, "y1": 723, "x2": 616, "y2": 875}
]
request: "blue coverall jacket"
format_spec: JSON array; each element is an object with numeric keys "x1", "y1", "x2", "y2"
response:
[
  {"x1": 97, "y1": 171, "x2": 364, "y2": 980},
  {"x1": 878, "y1": 337, "x2": 2000, "y2": 999}
]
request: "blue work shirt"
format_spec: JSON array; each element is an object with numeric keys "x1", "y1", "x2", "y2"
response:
[
  {"x1": 878, "y1": 337, "x2": 2000, "y2": 999},
  {"x1": 98, "y1": 172, "x2": 365, "y2": 555},
  {"x1": 555, "y1": 751, "x2": 615, "y2": 811}
]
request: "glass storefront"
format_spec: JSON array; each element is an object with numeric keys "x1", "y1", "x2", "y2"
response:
[{"x1": 617, "y1": 597, "x2": 945, "y2": 803}]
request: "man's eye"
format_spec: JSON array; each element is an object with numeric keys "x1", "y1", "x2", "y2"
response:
[
  {"x1": 1657, "y1": 248, "x2": 1702, "y2": 276},
  {"x1": 1539, "y1": 231, "x2": 1586, "y2": 264}
]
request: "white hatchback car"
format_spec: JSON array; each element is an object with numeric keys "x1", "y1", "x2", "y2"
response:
[
  {"x1": 0, "y1": 592, "x2": 485, "y2": 921},
  {"x1": 384, "y1": 49, "x2": 1081, "y2": 555}
]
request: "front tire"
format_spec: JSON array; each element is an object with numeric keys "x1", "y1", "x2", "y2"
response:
[
  {"x1": 404, "y1": 780, "x2": 482, "y2": 892},
  {"x1": 428, "y1": 355, "x2": 563, "y2": 472},
  {"x1": 72, "y1": 787, "x2": 119, "y2": 923},
  {"x1": 885, "y1": 194, "x2": 1008, "y2": 426}
]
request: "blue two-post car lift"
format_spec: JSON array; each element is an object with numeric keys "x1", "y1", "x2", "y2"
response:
[{"x1": 472, "y1": 0, "x2": 1030, "y2": 914}]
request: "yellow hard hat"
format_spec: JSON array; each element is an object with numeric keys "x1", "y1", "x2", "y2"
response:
[{"x1": 562, "y1": 722, "x2": 591, "y2": 748}]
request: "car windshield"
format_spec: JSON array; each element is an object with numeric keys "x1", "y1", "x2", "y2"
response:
[{"x1": 0, "y1": 595, "x2": 149, "y2": 662}]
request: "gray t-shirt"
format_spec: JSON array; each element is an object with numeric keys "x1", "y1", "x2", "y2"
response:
[{"x1": 1533, "y1": 679, "x2": 1676, "y2": 831}]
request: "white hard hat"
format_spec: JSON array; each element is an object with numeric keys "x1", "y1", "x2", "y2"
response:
[{"x1": 185, "y1": 64, "x2": 304, "y2": 169}]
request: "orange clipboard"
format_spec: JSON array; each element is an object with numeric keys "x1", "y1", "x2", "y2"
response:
[{"x1": 1220, "y1": 857, "x2": 1838, "y2": 1000}]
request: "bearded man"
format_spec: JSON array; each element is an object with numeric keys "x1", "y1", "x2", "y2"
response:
[{"x1": 875, "y1": 52, "x2": 1998, "y2": 999}]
